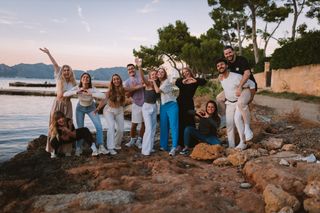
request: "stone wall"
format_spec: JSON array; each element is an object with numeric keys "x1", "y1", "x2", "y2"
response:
[{"x1": 254, "y1": 64, "x2": 320, "y2": 96}]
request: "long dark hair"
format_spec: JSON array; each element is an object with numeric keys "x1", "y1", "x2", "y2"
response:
[
  {"x1": 109, "y1": 74, "x2": 125, "y2": 106},
  {"x1": 79, "y1": 73, "x2": 92, "y2": 88},
  {"x1": 206, "y1": 100, "x2": 220, "y2": 127}
]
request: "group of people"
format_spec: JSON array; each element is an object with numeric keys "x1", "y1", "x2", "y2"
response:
[{"x1": 40, "y1": 45, "x2": 257, "y2": 159}]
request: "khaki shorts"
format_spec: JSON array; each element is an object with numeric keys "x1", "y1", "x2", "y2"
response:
[{"x1": 132, "y1": 103, "x2": 143, "y2": 123}]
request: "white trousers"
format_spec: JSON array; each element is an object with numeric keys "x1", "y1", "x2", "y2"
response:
[
  {"x1": 226, "y1": 102, "x2": 245, "y2": 147},
  {"x1": 141, "y1": 102, "x2": 157, "y2": 155},
  {"x1": 216, "y1": 89, "x2": 251, "y2": 126},
  {"x1": 103, "y1": 105, "x2": 124, "y2": 149}
]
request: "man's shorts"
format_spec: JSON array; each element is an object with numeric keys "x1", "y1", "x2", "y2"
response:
[{"x1": 132, "y1": 103, "x2": 143, "y2": 123}]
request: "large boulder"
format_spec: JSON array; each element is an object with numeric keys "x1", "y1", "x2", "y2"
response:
[
  {"x1": 190, "y1": 143, "x2": 224, "y2": 160},
  {"x1": 263, "y1": 184, "x2": 300, "y2": 213},
  {"x1": 262, "y1": 137, "x2": 284, "y2": 150}
]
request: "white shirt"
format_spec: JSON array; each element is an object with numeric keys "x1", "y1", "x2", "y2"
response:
[
  {"x1": 159, "y1": 79, "x2": 176, "y2": 105},
  {"x1": 220, "y1": 72, "x2": 255, "y2": 102},
  {"x1": 63, "y1": 86, "x2": 105, "y2": 106}
]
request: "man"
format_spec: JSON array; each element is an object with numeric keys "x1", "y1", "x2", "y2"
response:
[
  {"x1": 124, "y1": 63, "x2": 145, "y2": 149},
  {"x1": 217, "y1": 46, "x2": 257, "y2": 137},
  {"x1": 216, "y1": 58, "x2": 255, "y2": 150}
]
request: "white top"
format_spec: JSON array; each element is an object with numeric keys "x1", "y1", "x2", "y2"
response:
[
  {"x1": 220, "y1": 72, "x2": 255, "y2": 102},
  {"x1": 63, "y1": 86, "x2": 106, "y2": 107},
  {"x1": 159, "y1": 79, "x2": 176, "y2": 105},
  {"x1": 54, "y1": 68, "x2": 74, "y2": 92}
]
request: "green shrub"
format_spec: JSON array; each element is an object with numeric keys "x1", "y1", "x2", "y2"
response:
[
  {"x1": 271, "y1": 31, "x2": 320, "y2": 69},
  {"x1": 195, "y1": 79, "x2": 223, "y2": 99}
]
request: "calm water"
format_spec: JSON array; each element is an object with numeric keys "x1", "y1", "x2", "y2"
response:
[{"x1": 0, "y1": 78, "x2": 130, "y2": 163}]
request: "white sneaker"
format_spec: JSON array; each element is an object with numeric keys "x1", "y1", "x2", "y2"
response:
[
  {"x1": 245, "y1": 128, "x2": 253, "y2": 141},
  {"x1": 135, "y1": 138, "x2": 142, "y2": 149},
  {"x1": 236, "y1": 142, "x2": 247, "y2": 150},
  {"x1": 98, "y1": 145, "x2": 109, "y2": 155},
  {"x1": 115, "y1": 145, "x2": 122, "y2": 150},
  {"x1": 169, "y1": 148, "x2": 176, "y2": 156},
  {"x1": 75, "y1": 148, "x2": 82, "y2": 157},
  {"x1": 51, "y1": 151, "x2": 57, "y2": 159},
  {"x1": 91, "y1": 144, "x2": 98, "y2": 156},
  {"x1": 125, "y1": 138, "x2": 136, "y2": 147},
  {"x1": 108, "y1": 149, "x2": 117, "y2": 155}
]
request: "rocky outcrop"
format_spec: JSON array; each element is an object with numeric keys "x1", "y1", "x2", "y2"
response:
[
  {"x1": 263, "y1": 184, "x2": 300, "y2": 213},
  {"x1": 190, "y1": 143, "x2": 224, "y2": 160}
]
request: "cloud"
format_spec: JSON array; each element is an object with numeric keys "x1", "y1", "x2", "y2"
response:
[
  {"x1": 52, "y1": 18, "x2": 67, "y2": 23},
  {"x1": 137, "y1": 0, "x2": 160, "y2": 14},
  {"x1": 77, "y1": 5, "x2": 91, "y2": 32},
  {"x1": 0, "y1": 10, "x2": 22, "y2": 25}
]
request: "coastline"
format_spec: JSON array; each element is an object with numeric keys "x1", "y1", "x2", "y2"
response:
[{"x1": 1, "y1": 104, "x2": 320, "y2": 212}]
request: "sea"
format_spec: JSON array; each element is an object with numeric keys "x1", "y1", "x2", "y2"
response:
[{"x1": 0, "y1": 78, "x2": 131, "y2": 163}]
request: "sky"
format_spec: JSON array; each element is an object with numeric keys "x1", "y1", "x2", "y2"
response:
[{"x1": 0, "y1": 0, "x2": 318, "y2": 71}]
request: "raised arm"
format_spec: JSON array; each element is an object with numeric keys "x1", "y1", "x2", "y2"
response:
[
  {"x1": 136, "y1": 58, "x2": 149, "y2": 86},
  {"x1": 39, "y1": 47, "x2": 60, "y2": 76}
]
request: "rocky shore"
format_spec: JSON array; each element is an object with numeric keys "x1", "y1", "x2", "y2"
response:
[{"x1": 1, "y1": 102, "x2": 320, "y2": 213}]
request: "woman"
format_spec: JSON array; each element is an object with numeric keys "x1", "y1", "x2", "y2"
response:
[
  {"x1": 153, "y1": 68, "x2": 179, "y2": 156},
  {"x1": 63, "y1": 73, "x2": 108, "y2": 156},
  {"x1": 49, "y1": 111, "x2": 93, "y2": 158},
  {"x1": 180, "y1": 100, "x2": 221, "y2": 155},
  {"x1": 40, "y1": 47, "x2": 77, "y2": 155},
  {"x1": 175, "y1": 67, "x2": 207, "y2": 150},
  {"x1": 96, "y1": 74, "x2": 125, "y2": 155},
  {"x1": 137, "y1": 58, "x2": 159, "y2": 156}
]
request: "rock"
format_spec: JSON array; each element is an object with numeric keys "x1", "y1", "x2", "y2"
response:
[
  {"x1": 282, "y1": 144, "x2": 297, "y2": 151},
  {"x1": 304, "y1": 198, "x2": 320, "y2": 213},
  {"x1": 263, "y1": 184, "x2": 300, "y2": 213},
  {"x1": 257, "y1": 148, "x2": 269, "y2": 156},
  {"x1": 190, "y1": 143, "x2": 224, "y2": 160},
  {"x1": 301, "y1": 154, "x2": 317, "y2": 163},
  {"x1": 32, "y1": 190, "x2": 134, "y2": 212},
  {"x1": 304, "y1": 180, "x2": 320, "y2": 199},
  {"x1": 269, "y1": 150, "x2": 278, "y2": 155},
  {"x1": 243, "y1": 149, "x2": 261, "y2": 159},
  {"x1": 212, "y1": 157, "x2": 231, "y2": 166},
  {"x1": 262, "y1": 137, "x2": 284, "y2": 150},
  {"x1": 227, "y1": 151, "x2": 248, "y2": 166},
  {"x1": 279, "y1": 159, "x2": 290, "y2": 166},
  {"x1": 240, "y1": 182, "x2": 252, "y2": 189},
  {"x1": 278, "y1": 206, "x2": 294, "y2": 213},
  {"x1": 243, "y1": 157, "x2": 308, "y2": 196}
]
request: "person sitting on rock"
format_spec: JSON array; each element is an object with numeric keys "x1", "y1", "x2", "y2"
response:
[
  {"x1": 49, "y1": 111, "x2": 94, "y2": 158},
  {"x1": 180, "y1": 100, "x2": 221, "y2": 155}
]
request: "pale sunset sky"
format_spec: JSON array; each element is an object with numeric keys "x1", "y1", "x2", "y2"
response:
[{"x1": 0, "y1": 0, "x2": 318, "y2": 70}]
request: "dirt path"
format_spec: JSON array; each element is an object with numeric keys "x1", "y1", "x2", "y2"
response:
[{"x1": 253, "y1": 94, "x2": 320, "y2": 123}]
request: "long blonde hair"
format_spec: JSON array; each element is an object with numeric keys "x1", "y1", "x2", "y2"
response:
[
  {"x1": 109, "y1": 74, "x2": 125, "y2": 106},
  {"x1": 49, "y1": 111, "x2": 66, "y2": 140},
  {"x1": 56, "y1": 65, "x2": 77, "y2": 95}
]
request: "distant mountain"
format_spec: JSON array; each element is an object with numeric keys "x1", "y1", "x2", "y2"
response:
[{"x1": 0, "y1": 63, "x2": 129, "y2": 81}]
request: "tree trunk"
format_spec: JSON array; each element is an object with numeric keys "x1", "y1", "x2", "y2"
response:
[
  {"x1": 292, "y1": 0, "x2": 298, "y2": 40},
  {"x1": 236, "y1": 19, "x2": 243, "y2": 55},
  {"x1": 250, "y1": 4, "x2": 260, "y2": 64}
]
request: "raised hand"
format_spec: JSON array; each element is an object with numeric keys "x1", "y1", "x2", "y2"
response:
[
  {"x1": 135, "y1": 57, "x2": 142, "y2": 68},
  {"x1": 39, "y1": 47, "x2": 50, "y2": 54}
]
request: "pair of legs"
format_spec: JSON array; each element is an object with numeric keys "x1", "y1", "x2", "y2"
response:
[
  {"x1": 159, "y1": 101, "x2": 179, "y2": 152},
  {"x1": 46, "y1": 98, "x2": 72, "y2": 153},
  {"x1": 216, "y1": 89, "x2": 253, "y2": 141},
  {"x1": 183, "y1": 126, "x2": 220, "y2": 148},
  {"x1": 126, "y1": 103, "x2": 145, "y2": 148},
  {"x1": 50, "y1": 127, "x2": 93, "y2": 155},
  {"x1": 177, "y1": 102, "x2": 195, "y2": 148},
  {"x1": 76, "y1": 102, "x2": 103, "y2": 150},
  {"x1": 141, "y1": 103, "x2": 157, "y2": 156},
  {"x1": 103, "y1": 105, "x2": 124, "y2": 151}
]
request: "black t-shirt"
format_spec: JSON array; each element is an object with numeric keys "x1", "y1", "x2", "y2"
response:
[{"x1": 228, "y1": 56, "x2": 257, "y2": 90}]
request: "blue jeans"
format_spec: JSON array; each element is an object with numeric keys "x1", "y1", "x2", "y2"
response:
[
  {"x1": 76, "y1": 102, "x2": 103, "y2": 148},
  {"x1": 160, "y1": 101, "x2": 179, "y2": 151},
  {"x1": 184, "y1": 126, "x2": 220, "y2": 147}
]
